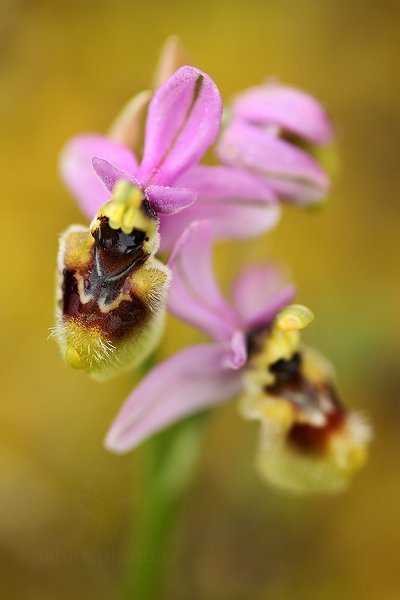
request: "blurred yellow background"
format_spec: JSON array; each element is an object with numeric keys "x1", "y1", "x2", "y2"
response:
[{"x1": 1, "y1": 0, "x2": 399, "y2": 598}]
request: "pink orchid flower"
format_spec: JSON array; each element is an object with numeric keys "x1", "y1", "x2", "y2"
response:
[
  {"x1": 105, "y1": 221, "x2": 370, "y2": 494},
  {"x1": 217, "y1": 81, "x2": 335, "y2": 205},
  {"x1": 60, "y1": 66, "x2": 280, "y2": 252}
]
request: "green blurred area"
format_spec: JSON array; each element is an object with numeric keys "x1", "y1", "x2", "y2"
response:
[{"x1": 1, "y1": 0, "x2": 399, "y2": 598}]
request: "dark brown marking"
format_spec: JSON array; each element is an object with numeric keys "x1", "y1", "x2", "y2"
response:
[
  {"x1": 93, "y1": 217, "x2": 148, "y2": 279},
  {"x1": 266, "y1": 352, "x2": 345, "y2": 455},
  {"x1": 288, "y1": 411, "x2": 345, "y2": 454},
  {"x1": 270, "y1": 352, "x2": 302, "y2": 383},
  {"x1": 61, "y1": 218, "x2": 151, "y2": 341},
  {"x1": 61, "y1": 267, "x2": 148, "y2": 341},
  {"x1": 142, "y1": 198, "x2": 157, "y2": 220},
  {"x1": 246, "y1": 325, "x2": 272, "y2": 358}
]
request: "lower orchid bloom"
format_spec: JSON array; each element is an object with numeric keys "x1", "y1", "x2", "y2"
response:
[
  {"x1": 217, "y1": 81, "x2": 335, "y2": 205},
  {"x1": 105, "y1": 221, "x2": 370, "y2": 494}
]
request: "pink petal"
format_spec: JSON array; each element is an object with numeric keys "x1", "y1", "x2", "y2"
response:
[
  {"x1": 137, "y1": 66, "x2": 223, "y2": 187},
  {"x1": 92, "y1": 157, "x2": 138, "y2": 193},
  {"x1": 232, "y1": 82, "x2": 334, "y2": 145},
  {"x1": 176, "y1": 164, "x2": 276, "y2": 201},
  {"x1": 232, "y1": 263, "x2": 297, "y2": 329},
  {"x1": 264, "y1": 178, "x2": 331, "y2": 205},
  {"x1": 60, "y1": 135, "x2": 138, "y2": 218},
  {"x1": 159, "y1": 164, "x2": 281, "y2": 251},
  {"x1": 104, "y1": 344, "x2": 243, "y2": 454},
  {"x1": 159, "y1": 198, "x2": 281, "y2": 252},
  {"x1": 168, "y1": 221, "x2": 245, "y2": 342},
  {"x1": 217, "y1": 121, "x2": 330, "y2": 205},
  {"x1": 145, "y1": 185, "x2": 197, "y2": 215}
]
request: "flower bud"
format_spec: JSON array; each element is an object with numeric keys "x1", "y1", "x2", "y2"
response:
[{"x1": 218, "y1": 82, "x2": 335, "y2": 205}]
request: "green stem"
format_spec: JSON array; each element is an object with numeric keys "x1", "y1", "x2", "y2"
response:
[{"x1": 121, "y1": 409, "x2": 209, "y2": 600}]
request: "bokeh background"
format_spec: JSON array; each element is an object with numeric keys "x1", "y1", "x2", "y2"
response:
[{"x1": 1, "y1": 0, "x2": 399, "y2": 598}]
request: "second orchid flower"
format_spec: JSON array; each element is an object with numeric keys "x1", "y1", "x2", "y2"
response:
[{"x1": 106, "y1": 221, "x2": 370, "y2": 494}]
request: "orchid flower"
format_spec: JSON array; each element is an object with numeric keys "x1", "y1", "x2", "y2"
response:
[
  {"x1": 54, "y1": 66, "x2": 222, "y2": 379},
  {"x1": 217, "y1": 81, "x2": 335, "y2": 205},
  {"x1": 106, "y1": 221, "x2": 369, "y2": 494}
]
